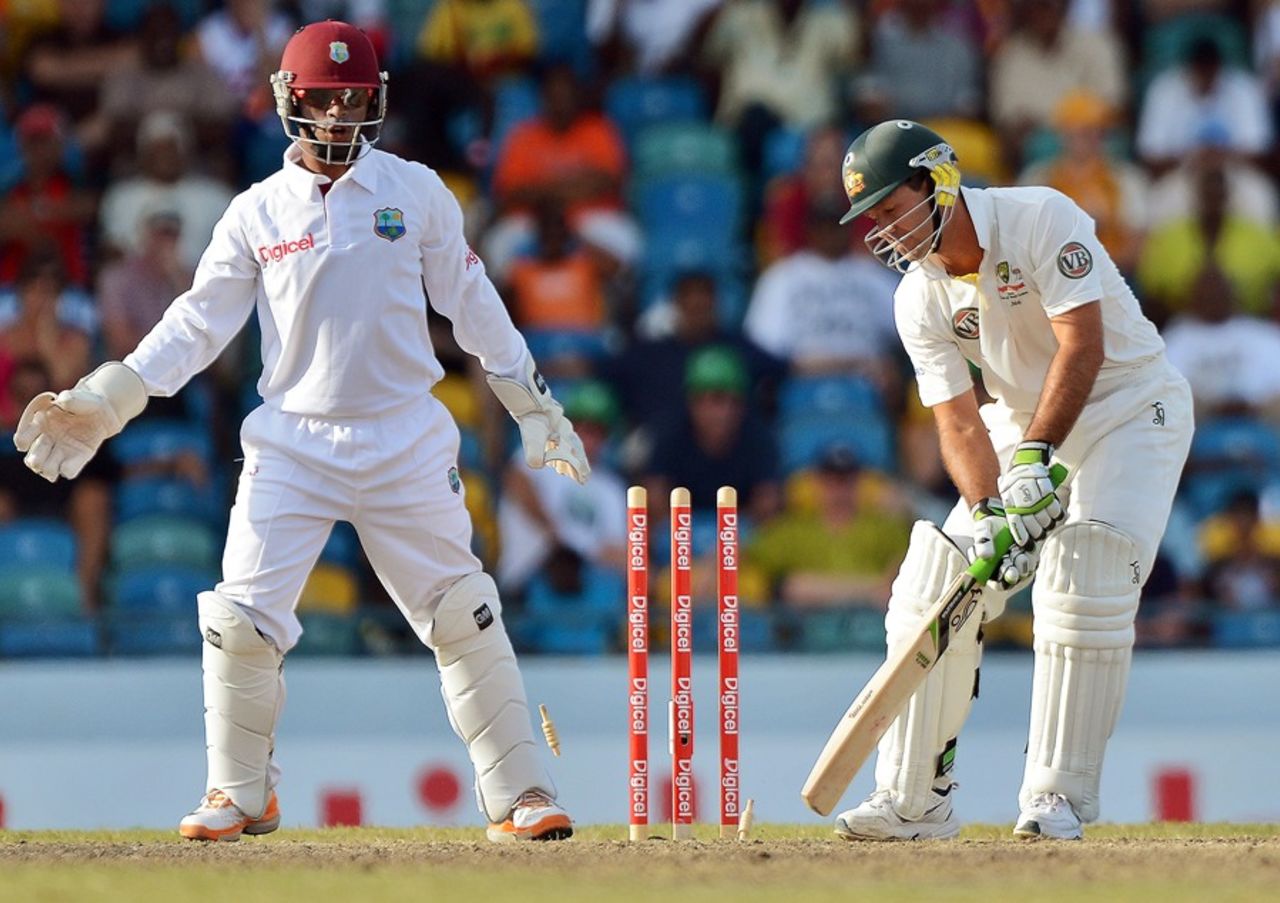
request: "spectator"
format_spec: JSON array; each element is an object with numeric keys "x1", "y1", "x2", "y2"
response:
[
  {"x1": 699, "y1": 0, "x2": 858, "y2": 184},
  {"x1": 606, "y1": 270, "x2": 784, "y2": 441},
  {"x1": 98, "y1": 4, "x2": 238, "y2": 175},
  {"x1": 520, "y1": 545, "x2": 624, "y2": 654},
  {"x1": 417, "y1": 0, "x2": 538, "y2": 79},
  {"x1": 1162, "y1": 266, "x2": 1280, "y2": 421},
  {"x1": 1146, "y1": 126, "x2": 1278, "y2": 230},
  {"x1": 744, "y1": 195, "x2": 900, "y2": 387},
  {"x1": 1018, "y1": 90, "x2": 1148, "y2": 273},
  {"x1": 1136, "y1": 36, "x2": 1272, "y2": 173},
  {"x1": 0, "y1": 247, "x2": 95, "y2": 391},
  {"x1": 759, "y1": 123, "x2": 850, "y2": 265},
  {"x1": 587, "y1": 0, "x2": 723, "y2": 77},
  {"x1": 195, "y1": 0, "x2": 294, "y2": 108},
  {"x1": 98, "y1": 111, "x2": 235, "y2": 271},
  {"x1": 402, "y1": 0, "x2": 537, "y2": 174},
  {"x1": 1138, "y1": 158, "x2": 1280, "y2": 321},
  {"x1": 22, "y1": 0, "x2": 138, "y2": 154},
  {"x1": 0, "y1": 357, "x2": 115, "y2": 611},
  {"x1": 486, "y1": 64, "x2": 640, "y2": 283},
  {"x1": 507, "y1": 202, "x2": 608, "y2": 332},
  {"x1": 989, "y1": 0, "x2": 1125, "y2": 167},
  {"x1": 0, "y1": 104, "x2": 96, "y2": 286},
  {"x1": 642, "y1": 345, "x2": 781, "y2": 525},
  {"x1": 853, "y1": 0, "x2": 981, "y2": 124},
  {"x1": 749, "y1": 442, "x2": 911, "y2": 608},
  {"x1": 96, "y1": 208, "x2": 192, "y2": 362},
  {"x1": 497, "y1": 380, "x2": 628, "y2": 593},
  {"x1": 1200, "y1": 490, "x2": 1280, "y2": 612}
]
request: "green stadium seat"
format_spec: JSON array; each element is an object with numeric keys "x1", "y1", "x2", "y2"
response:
[
  {"x1": 795, "y1": 608, "x2": 886, "y2": 653},
  {"x1": 634, "y1": 123, "x2": 738, "y2": 181},
  {"x1": 111, "y1": 515, "x2": 219, "y2": 572},
  {"x1": 0, "y1": 569, "x2": 83, "y2": 620}
]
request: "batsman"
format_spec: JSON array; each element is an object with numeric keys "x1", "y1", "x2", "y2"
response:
[
  {"x1": 832, "y1": 121, "x2": 1193, "y2": 840},
  {"x1": 13, "y1": 21, "x2": 583, "y2": 842}
]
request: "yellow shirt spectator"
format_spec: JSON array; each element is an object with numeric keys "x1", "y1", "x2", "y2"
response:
[
  {"x1": 1139, "y1": 216, "x2": 1280, "y2": 316},
  {"x1": 417, "y1": 0, "x2": 539, "y2": 76}
]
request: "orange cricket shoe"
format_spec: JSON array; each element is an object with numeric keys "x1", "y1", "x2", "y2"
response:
[
  {"x1": 179, "y1": 789, "x2": 281, "y2": 842},
  {"x1": 486, "y1": 790, "x2": 574, "y2": 843}
]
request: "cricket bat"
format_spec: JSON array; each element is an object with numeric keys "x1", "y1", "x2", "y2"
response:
[{"x1": 801, "y1": 464, "x2": 1068, "y2": 816}]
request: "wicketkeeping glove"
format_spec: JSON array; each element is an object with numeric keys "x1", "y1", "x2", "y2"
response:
[
  {"x1": 486, "y1": 358, "x2": 591, "y2": 485},
  {"x1": 969, "y1": 497, "x2": 1039, "y2": 590},
  {"x1": 998, "y1": 440, "x2": 1066, "y2": 547},
  {"x1": 14, "y1": 362, "x2": 148, "y2": 482}
]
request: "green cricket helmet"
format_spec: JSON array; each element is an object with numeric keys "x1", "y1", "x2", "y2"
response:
[{"x1": 840, "y1": 120, "x2": 961, "y2": 273}]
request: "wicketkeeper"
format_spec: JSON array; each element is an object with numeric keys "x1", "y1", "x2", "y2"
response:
[
  {"x1": 832, "y1": 120, "x2": 1193, "y2": 840},
  {"x1": 13, "y1": 21, "x2": 585, "y2": 843}
]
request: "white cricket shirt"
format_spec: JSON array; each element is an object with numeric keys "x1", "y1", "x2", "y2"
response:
[
  {"x1": 895, "y1": 186, "x2": 1166, "y2": 415},
  {"x1": 124, "y1": 144, "x2": 529, "y2": 418}
]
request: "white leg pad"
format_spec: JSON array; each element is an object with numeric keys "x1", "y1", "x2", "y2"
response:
[
  {"x1": 198, "y1": 591, "x2": 284, "y2": 820},
  {"x1": 426, "y1": 572, "x2": 554, "y2": 823},
  {"x1": 1021, "y1": 521, "x2": 1140, "y2": 822},
  {"x1": 874, "y1": 521, "x2": 983, "y2": 819}
]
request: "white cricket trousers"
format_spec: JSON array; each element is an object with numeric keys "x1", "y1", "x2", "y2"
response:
[{"x1": 217, "y1": 394, "x2": 480, "y2": 651}]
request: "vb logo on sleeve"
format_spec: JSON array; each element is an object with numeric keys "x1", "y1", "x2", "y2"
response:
[{"x1": 1057, "y1": 242, "x2": 1093, "y2": 279}]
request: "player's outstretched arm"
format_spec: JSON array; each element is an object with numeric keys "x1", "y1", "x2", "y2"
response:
[
  {"x1": 486, "y1": 357, "x2": 591, "y2": 485},
  {"x1": 13, "y1": 361, "x2": 147, "y2": 482}
]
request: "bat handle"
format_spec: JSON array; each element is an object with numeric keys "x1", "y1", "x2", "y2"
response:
[{"x1": 968, "y1": 462, "x2": 1069, "y2": 584}]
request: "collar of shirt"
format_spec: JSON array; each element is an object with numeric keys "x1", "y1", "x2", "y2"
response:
[
  {"x1": 280, "y1": 142, "x2": 379, "y2": 200},
  {"x1": 920, "y1": 185, "x2": 991, "y2": 281}
]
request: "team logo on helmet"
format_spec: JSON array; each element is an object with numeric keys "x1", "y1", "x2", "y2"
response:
[
  {"x1": 373, "y1": 207, "x2": 406, "y2": 242},
  {"x1": 844, "y1": 169, "x2": 865, "y2": 198},
  {"x1": 1057, "y1": 241, "x2": 1093, "y2": 278},
  {"x1": 952, "y1": 307, "x2": 980, "y2": 340},
  {"x1": 329, "y1": 41, "x2": 350, "y2": 63}
]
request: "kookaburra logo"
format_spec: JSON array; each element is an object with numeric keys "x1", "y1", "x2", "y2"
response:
[{"x1": 952, "y1": 307, "x2": 980, "y2": 340}]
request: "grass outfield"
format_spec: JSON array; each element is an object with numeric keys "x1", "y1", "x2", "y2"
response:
[{"x1": 2, "y1": 824, "x2": 1278, "y2": 902}]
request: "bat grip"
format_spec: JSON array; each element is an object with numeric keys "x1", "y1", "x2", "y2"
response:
[{"x1": 967, "y1": 462, "x2": 1069, "y2": 584}]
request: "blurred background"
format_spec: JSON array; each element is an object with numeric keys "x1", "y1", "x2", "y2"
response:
[{"x1": 1, "y1": 0, "x2": 1279, "y2": 663}]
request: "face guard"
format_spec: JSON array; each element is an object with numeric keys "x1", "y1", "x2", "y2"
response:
[
  {"x1": 270, "y1": 69, "x2": 388, "y2": 166},
  {"x1": 864, "y1": 144, "x2": 961, "y2": 274}
]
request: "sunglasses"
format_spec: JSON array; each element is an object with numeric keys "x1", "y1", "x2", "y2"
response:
[{"x1": 293, "y1": 87, "x2": 373, "y2": 110}]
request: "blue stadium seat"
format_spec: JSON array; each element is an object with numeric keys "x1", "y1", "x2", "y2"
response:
[
  {"x1": 1212, "y1": 610, "x2": 1280, "y2": 648},
  {"x1": 523, "y1": 329, "x2": 611, "y2": 365},
  {"x1": 110, "y1": 565, "x2": 217, "y2": 616},
  {"x1": 605, "y1": 76, "x2": 708, "y2": 148},
  {"x1": 763, "y1": 126, "x2": 809, "y2": 182},
  {"x1": 1183, "y1": 417, "x2": 1280, "y2": 517},
  {"x1": 295, "y1": 613, "x2": 361, "y2": 656},
  {"x1": 115, "y1": 477, "x2": 221, "y2": 525},
  {"x1": 108, "y1": 616, "x2": 200, "y2": 656},
  {"x1": 526, "y1": 0, "x2": 590, "y2": 72},
  {"x1": 0, "y1": 619, "x2": 98, "y2": 658},
  {"x1": 779, "y1": 375, "x2": 885, "y2": 419},
  {"x1": 633, "y1": 171, "x2": 743, "y2": 239},
  {"x1": 795, "y1": 608, "x2": 886, "y2": 652},
  {"x1": 490, "y1": 76, "x2": 542, "y2": 157},
  {"x1": 0, "y1": 518, "x2": 77, "y2": 574},
  {"x1": 634, "y1": 123, "x2": 738, "y2": 180},
  {"x1": 1140, "y1": 13, "x2": 1250, "y2": 90},
  {"x1": 780, "y1": 413, "x2": 895, "y2": 474},
  {"x1": 321, "y1": 522, "x2": 362, "y2": 571},
  {"x1": 108, "y1": 419, "x2": 213, "y2": 470}
]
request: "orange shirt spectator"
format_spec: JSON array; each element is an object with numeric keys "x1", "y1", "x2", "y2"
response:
[
  {"x1": 492, "y1": 67, "x2": 628, "y2": 223},
  {"x1": 509, "y1": 254, "x2": 605, "y2": 331}
]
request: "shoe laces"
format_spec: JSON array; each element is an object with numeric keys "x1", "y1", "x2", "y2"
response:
[
  {"x1": 1028, "y1": 792, "x2": 1070, "y2": 812},
  {"x1": 512, "y1": 789, "x2": 555, "y2": 812},
  {"x1": 199, "y1": 789, "x2": 234, "y2": 810}
]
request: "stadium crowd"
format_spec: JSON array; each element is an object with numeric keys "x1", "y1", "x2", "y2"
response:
[{"x1": 1, "y1": 0, "x2": 1279, "y2": 657}]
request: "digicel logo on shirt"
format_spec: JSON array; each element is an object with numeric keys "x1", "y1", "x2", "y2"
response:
[{"x1": 258, "y1": 233, "x2": 316, "y2": 264}]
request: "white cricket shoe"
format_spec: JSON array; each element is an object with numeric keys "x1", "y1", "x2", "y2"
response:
[
  {"x1": 486, "y1": 789, "x2": 574, "y2": 843},
  {"x1": 179, "y1": 789, "x2": 281, "y2": 842},
  {"x1": 834, "y1": 785, "x2": 960, "y2": 841},
  {"x1": 1013, "y1": 792, "x2": 1083, "y2": 840}
]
